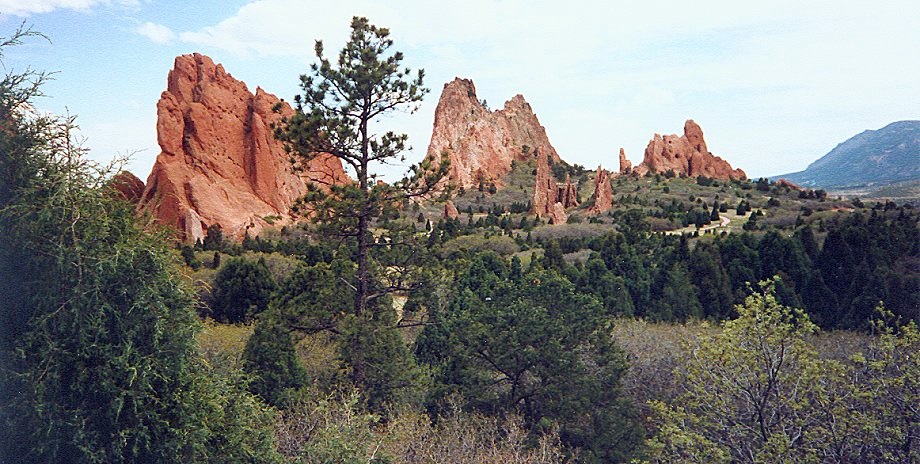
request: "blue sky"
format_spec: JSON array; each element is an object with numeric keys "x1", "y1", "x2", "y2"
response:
[{"x1": 2, "y1": 1, "x2": 918, "y2": 182}]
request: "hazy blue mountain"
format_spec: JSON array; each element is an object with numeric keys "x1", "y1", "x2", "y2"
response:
[{"x1": 774, "y1": 121, "x2": 919, "y2": 190}]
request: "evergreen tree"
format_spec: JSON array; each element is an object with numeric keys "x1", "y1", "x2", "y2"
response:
[
  {"x1": 180, "y1": 244, "x2": 201, "y2": 269},
  {"x1": 542, "y1": 240, "x2": 566, "y2": 272},
  {"x1": 817, "y1": 230, "x2": 857, "y2": 297},
  {"x1": 274, "y1": 17, "x2": 448, "y2": 395},
  {"x1": 757, "y1": 231, "x2": 811, "y2": 289},
  {"x1": 690, "y1": 242, "x2": 734, "y2": 320},
  {"x1": 718, "y1": 233, "x2": 760, "y2": 300},
  {"x1": 202, "y1": 224, "x2": 224, "y2": 251},
  {"x1": 580, "y1": 255, "x2": 634, "y2": 316},
  {"x1": 0, "y1": 28, "x2": 281, "y2": 461},
  {"x1": 418, "y1": 264, "x2": 641, "y2": 461},
  {"x1": 210, "y1": 257, "x2": 276, "y2": 323},
  {"x1": 651, "y1": 262, "x2": 703, "y2": 321},
  {"x1": 795, "y1": 225, "x2": 819, "y2": 260},
  {"x1": 800, "y1": 271, "x2": 839, "y2": 328},
  {"x1": 242, "y1": 316, "x2": 309, "y2": 407}
]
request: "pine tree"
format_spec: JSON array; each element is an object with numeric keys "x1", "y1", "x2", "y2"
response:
[
  {"x1": 210, "y1": 257, "x2": 276, "y2": 323},
  {"x1": 275, "y1": 17, "x2": 448, "y2": 393},
  {"x1": 243, "y1": 317, "x2": 309, "y2": 407}
]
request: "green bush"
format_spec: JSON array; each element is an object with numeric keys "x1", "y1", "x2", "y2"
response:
[{"x1": 210, "y1": 257, "x2": 276, "y2": 323}]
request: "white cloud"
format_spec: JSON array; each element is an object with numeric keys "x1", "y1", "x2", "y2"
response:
[
  {"x1": 0, "y1": 0, "x2": 136, "y2": 16},
  {"x1": 136, "y1": 21, "x2": 174, "y2": 44}
]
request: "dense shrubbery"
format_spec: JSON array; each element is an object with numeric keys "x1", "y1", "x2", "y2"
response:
[
  {"x1": 416, "y1": 253, "x2": 642, "y2": 462},
  {"x1": 0, "y1": 26, "x2": 281, "y2": 462},
  {"x1": 641, "y1": 282, "x2": 919, "y2": 463},
  {"x1": 210, "y1": 257, "x2": 276, "y2": 323}
]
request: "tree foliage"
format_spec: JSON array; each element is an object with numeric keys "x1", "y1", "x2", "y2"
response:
[
  {"x1": 643, "y1": 280, "x2": 919, "y2": 463},
  {"x1": 417, "y1": 253, "x2": 641, "y2": 462},
  {"x1": 0, "y1": 25, "x2": 281, "y2": 463},
  {"x1": 274, "y1": 16, "x2": 448, "y2": 400},
  {"x1": 210, "y1": 257, "x2": 276, "y2": 323},
  {"x1": 242, "y1": 317, "x2": 309, "y2": 408}
]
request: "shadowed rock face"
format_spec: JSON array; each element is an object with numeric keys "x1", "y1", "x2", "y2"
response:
[
  {"x1": 139, "y1": 53, "x2": 348, "y2": 242},
  {"x1": 633, "y1": 120, "x2": 746, "y2": 180},
  {"x1": 426, "y1": 78, "x2": 562, "y2": 190},
  {"x1": 110, "y1": 171, "x2": 145, "y2": 204}
]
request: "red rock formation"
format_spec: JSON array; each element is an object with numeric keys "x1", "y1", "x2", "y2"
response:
[
  {"x1": 634, "y1": 120, "x2": 746, "y2": 180},
  {"x1": 139, "y1": 53, "x2": 347, "y2": 242},
  {"x1": 550, "y1": 203, "x2": 568, "y2": 225},
  {"x1": 426, "y1": 78, "x2": 562, "y2": 190},
  {"x1": 444, "y1": 200, "x2": 460, "y2": 219},
  {"x1": 531, "y1": 150, "x2": 554, "y2": 218},
  {"x1": 587, "y1": 166, "x2": 613, "y2": 214},
  {"x1": 110, "y1": 171, "x2": 145, "y2": 204},
  {"x1": 618, "y1": 148, "x2": 632, "y2": 175},
  {"x1": 775, "y1": 178, "x2": 803, "y2": 191},
  {"x1": 530, "y1": 150, "x2": 569, "y2": 224},
  {"x1": 559, "y1": 173, "x2": 579, "y2": 209}
]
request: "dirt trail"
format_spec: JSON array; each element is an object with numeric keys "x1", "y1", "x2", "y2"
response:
[{"x1": 666, "y1": 212, "x2": 738, "y2": 236}]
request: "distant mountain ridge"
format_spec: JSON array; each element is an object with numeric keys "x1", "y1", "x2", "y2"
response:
[{"x1": 775, "y1": 121, "x2": 920, "y2": 191}]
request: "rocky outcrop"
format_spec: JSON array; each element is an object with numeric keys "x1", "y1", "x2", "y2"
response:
[
  {"x1": 444, "y1": 200, "x2": 460, "y2": 219},
  {"x1": 550, "y1": 203, "x2": 568, "y2": 226},
  {"x1": 559, "y1": 174, "x2": 579, "y2": 209},
  {"x1": 138, "y1": 53, "x2": 347, "y2": 242},
  {"x1": 633, "y1": 120, "x2": 746, "y2": 180},
  {"x1": 426, "y1": 78, "x2": 562, "y2": 190},
  {"x1": 530, "y1": 150, "x2": 571, "y2": 224},
  {"x1": 618, "y1": 148, "x2": 632, "y2": 175},
  {"x1": 775, "y1": 178, "x2": 803, "y2": 191},
  {"x1": 110, "y1": 171, "x2": 145, "y2": 204},
  {"x1": 587, "y1": 166, "x2": 613, "y2": 214}
]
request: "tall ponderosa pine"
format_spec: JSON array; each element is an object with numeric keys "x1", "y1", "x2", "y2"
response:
[{"x1": 275, "y1": 17, "x2": 447, "y2": 398}]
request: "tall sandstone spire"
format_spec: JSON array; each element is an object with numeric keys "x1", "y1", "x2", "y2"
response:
[
  {"x1": 587, "y1": 166, "x2": 613, "y2": 214},
  {"x1": 530, "y1": 149, "x2": 572, "y2": 225},
  {"x1": 426, "y1": 78, "x2": 562, "y2": 190},
  {"x1": 139, "y1": 53, "x2": 347, "y2": 242}
]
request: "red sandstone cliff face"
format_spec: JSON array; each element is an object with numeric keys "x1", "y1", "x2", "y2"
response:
[
  {"x1": 587, "y1": 166, "x2": 613, "y2": 214},
  {"x1": 633, "y1": 120, "x2": 746, "y2": 180},
  {"x1": 139, "y1": 53, "x2": 347, "y2": 242},
  {"x1": 110, "y1": 171, "x2": 145, "y2": 204},
  {"x1": 426, "y1": 78, "x2": 562, "y2": 190}
]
